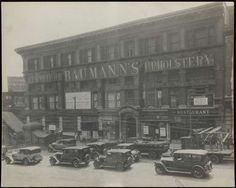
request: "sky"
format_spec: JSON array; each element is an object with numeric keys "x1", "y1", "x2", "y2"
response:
[{"x1": 2, "y1": 2, "x2": 233, "y2": 92}]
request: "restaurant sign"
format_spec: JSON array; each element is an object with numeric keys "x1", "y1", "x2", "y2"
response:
[
  {"x1": 26, "y1": 53, "x2": 214, "y2": 83},
  {"x1": 175, "y1": 109, "x2": 209, "y2": 115}
]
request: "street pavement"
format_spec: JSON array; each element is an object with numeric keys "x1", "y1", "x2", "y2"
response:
[{"x1": 1, "y1": 150, "x2": 235, "y2": 187}]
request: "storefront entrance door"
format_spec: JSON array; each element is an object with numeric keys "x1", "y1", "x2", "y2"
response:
[{"x1": 126, "y1": 117, "x2": 136, "y2": 138}]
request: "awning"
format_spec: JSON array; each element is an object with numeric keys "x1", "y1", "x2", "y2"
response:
[
  {"x1": 2, "y1": 111, "x2": 24, "y2": 133},
  {"x1": 32, "y1": 129, "x2": 50, "y2": 138},
  {"x1": 23, "y1": 122, "x2": 42, "y2": 130}
]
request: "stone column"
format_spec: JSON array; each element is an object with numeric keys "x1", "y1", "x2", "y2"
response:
[
  {"x1": 57, "y1": 53, "x2": 61, "y2": 67},
  {"x1": 120, "y1": 41, "x2": 125, "y2": 58},
  {"x1": 180, "y1": 28, "x2": 185, "y2": 49},
  {"x1": 40, "y1": 56, "x2": 44, "y2": 70},
  {"x1": 23, "y1": 56, "x2": 28, "y2": 72},
  {"x1": 75, "y1": 49, "x2": 80, "y2": 64},
  {"x1": 96, "y1": 45, "x2": 101, "y2": 62},
  {"x1": 134, "y1": 39, "x2": 139, "y2": 56}
]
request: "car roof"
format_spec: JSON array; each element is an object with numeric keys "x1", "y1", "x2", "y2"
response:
[
  {"x1": 87, "y1": 142, "x2": 106, "y2": 146},
  {"x1": 58, "y1": 138, "x2": 76, "y2": 141},
  {"x1": 117, "y1": 143, "x2": 134, "y2": 147},
  {"x1": 107, "y1": 149, "x2": 131, "y2": 153},
  {"x1": 19, "y1": 146, "x2": 41, "y2": 151},
  {"x1": 174, "y1": 149, "x2": 208, "y2": 155},
  {"x1": 63, "y1": 146, "x2": 89, "y2": 150}
]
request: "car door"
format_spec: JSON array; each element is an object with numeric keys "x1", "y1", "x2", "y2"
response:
[
  {"x1": 61, "y1": 149, "x2": 71, "y2": 162},
  {"x1": 173, "y1": 154, "x2": 191, "y2": 172}
]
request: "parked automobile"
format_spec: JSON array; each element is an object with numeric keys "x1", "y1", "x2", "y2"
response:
[
  {"x1": 49, "y1": 146, "x2": 91, "y2": 168},
  {"x1": 2, "y1": 145, "x2": 8, "y2": 161},
  {"x1": 154, "y1": 149, "x2": 213, "y2": 178},
  {"x1": 5, "y1": 146, "x2": 43, "y2": 165},
  {"x1": 134, "y1": 140, "x2": 170, "y2": 159},
  {"x1": 48, "y1": 138, "x2": 76, "y2": 152},
  {"x1": 87, "y1": 141, "x2": 118, "y2": 159},
  {"x1": 113, "y1": 143, "x2": 141, "y2": 162},
  {"x1": 93, "y1": 149, "x2": 133, "y2": 171}
]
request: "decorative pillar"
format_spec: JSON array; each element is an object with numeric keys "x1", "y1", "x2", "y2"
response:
[
  {"x1": 180, "y1": 28, "x2": 185, "y2": 49},
  {"x1": 96, "y1": 45, "x2": 101, "y2": 62},
  {"x1": 40, "y1": 56, "x2": 44, "y2": 70},
  {"x1": 134, "y1": 39, "x2": 139, "y2": 56}
]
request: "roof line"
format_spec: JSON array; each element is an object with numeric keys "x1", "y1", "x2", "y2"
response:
[{"x1": 15, "y1": 2, "x2": 223, "y2": 54}]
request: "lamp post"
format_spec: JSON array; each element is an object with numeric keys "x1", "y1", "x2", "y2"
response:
[{"x1": 189, "y1": 95, "x2": 193, "y2": 137}]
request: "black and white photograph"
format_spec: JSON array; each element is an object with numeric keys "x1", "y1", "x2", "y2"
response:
[{"x1": 1, "y1": 2, "x2": 234, "y2": 187}]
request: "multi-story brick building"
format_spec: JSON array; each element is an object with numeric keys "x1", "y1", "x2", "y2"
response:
[{"x1": 15, "y1": 3, "x2": 233, "y2": 141}]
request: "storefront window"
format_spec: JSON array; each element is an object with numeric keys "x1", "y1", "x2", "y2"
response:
[
  {"x1": 39, "y1": 96, "x2": 45, "y2": 110},
  {"x1": 105, "y1": 91, "x2": 120, "y2": 108},
  {"x1": 125, "y1": 90, "x2": 135, "y2": 105},
  {"x1": 32, "y1": 97, "x2": 39, "y2": 110}
]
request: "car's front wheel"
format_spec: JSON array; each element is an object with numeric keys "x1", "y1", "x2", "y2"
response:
[
  {"x1": 192, "y1": 167, "x2": 205, "y2": 178},
  {"x1": 93, "y1": 160, "x2": 101, "y2": 169},
  {"x1": 5, "y1": 157, "x2": 11, "y2": 165},
  {"x1": 23, "y1": 158, "x2": 29, "y2": 166},
  {"x1": 72, "y1": 159, "x2": 80, "y2": 168},
  {"x1": 155, "y1": 164, "x2": 165, "y2": 174},
  {"x1": 49, "y1": 158, "x2": 57, "y2": 166}
]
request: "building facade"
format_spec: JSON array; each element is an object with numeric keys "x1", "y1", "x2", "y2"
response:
[{"x1": 15, "y1": 3, "x2": 233, "y2": 141}]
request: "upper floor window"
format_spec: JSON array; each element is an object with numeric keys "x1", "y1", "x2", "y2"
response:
[
  {"x1": 100, "y1": 44, "x2": 119, "y2": 61},
  {"x1": 168, "y1": 32, "x2": 180, "y2": 51},
  {"x1": 61, "y1": 52, "x2": 75, "y2": 66},
  {"x1": 43, "y1": 55, "x2": 57, "y2": 69},
  {"x1": 140, "y1": 36, "x2": 162, "y2": 56},
  {"x1": 80, "y1": 48, "x2": 95, "y2": 63},
  {"x1": 124, "y1": 40, "x2": 135, "y2": 57},
  {"x1": 125, "y1": 90, "x2": 136, "y2": 105},
  {"x1": 32, "y1": 97, "x2": 39, "y2": 110},
  {"x1": 186, "y1": 25, "x2": 217, "y2": 48},
  {"x1": 28, "y1": 58, "x2": 40, "y2": 71}
]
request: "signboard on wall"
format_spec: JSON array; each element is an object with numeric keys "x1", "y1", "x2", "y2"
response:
[
  {"x1": 193, "y1": 96, "x2": 208, "y2": 106},
  {"x1": 49, "y1": 124, "x2": 56, "y2": 131},
  {"x1": 65, "y1": 92, "x2": 91, "y2": 109},
  {"x1": 160, "y1": 127, "x2": 166, "y2": 137}
]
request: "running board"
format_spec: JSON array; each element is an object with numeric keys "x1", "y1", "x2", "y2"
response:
[{"x1": 165, "y1": 169, "x2": 191, "y2": 174}]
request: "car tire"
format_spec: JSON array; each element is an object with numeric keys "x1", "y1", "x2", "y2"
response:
[
  {"x1": 210, "y1": 155, "x2": 220, "y2": 164},
  {"x1": 155, "y1": 165, "x2": 165, "y2": 174},
  {"x1": 23, "y1": 158, "x2": 29, "y2": 166},
  {"x1": 93, "y1": 160, "x2": 101, "y2": 169},
  {"x1": 49, "y1": 158, "x2": 56, "y2": 166},
  {"x1": 5, "y1": 157, "x2": 11, "y2": 165},
  {"x1": 72, "y1": 159, "x2": 80, "y2": 168},
  {"x1": 192, "y1": 167, "x2": 205, "y2": 179},
  {"x1": 116, "y1": 163, "x2": 124, "y2": 171},
  {"x1": 149, "y1": 152, "x2": 157, "y2": 159}
]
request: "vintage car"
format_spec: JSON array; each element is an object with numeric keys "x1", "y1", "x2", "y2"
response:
[
  {"x1": 93, "y1": 149, "x2": 133, "y2": 171},
  {"x1": 113, "y1": 143, "x2": 141, "y2": 162},
  {"x1": 49, "y1": 146, "x2": 91, "y2": 168},
  {"x1": 5, "y1": 146, "x2": 43, "y2": 165},
  {"x1": 134, "y1": 140, "x2": 170, "y2": 159},
  {"x1": 48, "y1": 138, "x2": 76, "y2": 152},
  {"x1": 154, "y1": 149, "x2": 213, "y2": 178},
  {"x1": 87, "y1": 141, "x2": 118, "y2": 159},
  {"x1": 2, "y1": 145, "x2": 8, "y2": 160}
]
